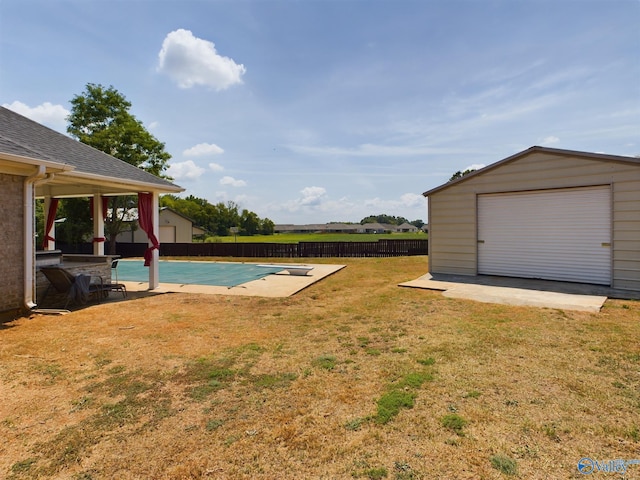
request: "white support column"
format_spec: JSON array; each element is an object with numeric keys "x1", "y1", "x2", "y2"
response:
[
  {"x1": 93, "y1": 194, "x2": 105, "y2": 256},
  {"x1": 43, "y1": 196, "x2": 55, "y2": 251},
  {"x1": 149, "y1": 191, "x2": 160, "y2": 289}
]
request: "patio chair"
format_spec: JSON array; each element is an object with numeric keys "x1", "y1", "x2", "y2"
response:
[
  {"x1": 40, "y1": 266, "x2": 111, "y2": 308},
  {"x1": 110, "y1": 259, "x2": 127, "y2": 298}
]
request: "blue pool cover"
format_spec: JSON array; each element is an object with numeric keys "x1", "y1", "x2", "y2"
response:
[{"x1": 116, "y1": 260, "x2": 285, "y2": 287}]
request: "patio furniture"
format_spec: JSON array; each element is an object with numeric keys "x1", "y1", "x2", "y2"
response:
[
  {"x1": 110, "y1": 259, "x2": 127, "y2": 298},
  {"x1": 40, "y1": 266, "x2": 112, "y2": 308}
]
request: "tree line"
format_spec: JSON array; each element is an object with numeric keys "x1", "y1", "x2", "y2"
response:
[
  {"x1": 358, "y1": 215, "x2": 424, "y2": 229},
  {"x1": 160, "y1": 195, "x2": 274, "y2": 237}
]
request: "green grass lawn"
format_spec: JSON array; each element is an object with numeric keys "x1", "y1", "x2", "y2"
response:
[{"x1": 208, "y1": 232, "x2": 427, "y2": 243}]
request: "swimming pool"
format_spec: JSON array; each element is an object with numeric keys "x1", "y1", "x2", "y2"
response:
[{"x1": 116, "y1": 260, "x2": 285, "y2": 287}]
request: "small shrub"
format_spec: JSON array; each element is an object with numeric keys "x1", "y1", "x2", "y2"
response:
[
  {"x1": 440, "y1": 414, "x2": 468, "y2": 436},
  {"x1": 490, "y1": 454, "x2": 517, "y2": 475}
]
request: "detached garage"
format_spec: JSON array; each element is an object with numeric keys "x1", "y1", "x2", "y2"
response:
[{"x1": 423, "y1": 147, "x2": 640, "y2": 291}]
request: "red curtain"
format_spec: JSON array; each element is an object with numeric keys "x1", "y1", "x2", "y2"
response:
[
  {"x1": 42, "y1": 198, "x2": 59, "y2": 250},
  {"x1": 138, "y1": 192, "x2": 159, "y2": 267}
]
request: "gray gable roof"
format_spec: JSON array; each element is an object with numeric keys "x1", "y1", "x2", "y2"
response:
[{"x1": 0, "y1": 106, "x2": 181, "y2": 191}]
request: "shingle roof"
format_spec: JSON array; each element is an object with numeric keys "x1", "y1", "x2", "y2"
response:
[{"x1": 0, "y1": 106, "x2": 181, "y2": 191}]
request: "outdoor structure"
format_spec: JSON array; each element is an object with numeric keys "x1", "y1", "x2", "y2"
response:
[
  {"x1": 423, "y1": 146, "x2": 640, "y2": 291},
  {"x1": 115, "y1": 207, "x2": 205, "y2": 243},
  {"x1": 0, "y1": 106, "x2": 183, "y2": 317}
]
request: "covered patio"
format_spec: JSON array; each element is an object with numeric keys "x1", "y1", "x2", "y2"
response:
[{"x1": 0, "y1": 106, "x2": 183, "y2": 314}]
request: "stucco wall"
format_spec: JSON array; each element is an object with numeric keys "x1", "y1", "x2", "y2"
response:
[
  {"x1": 427, "y1": 151, "x2": 640, "y2": 291},
  {"x1": 0, "y1": 173, "x2": 25, "y2": 313}
]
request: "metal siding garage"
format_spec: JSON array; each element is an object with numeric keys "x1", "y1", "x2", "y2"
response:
[
  {"x1": 160, "y1": 225, "x2": 176, "y2": 243},
  {"x1": 477, "y1": 186, "x2": 612, "y2": 285}
]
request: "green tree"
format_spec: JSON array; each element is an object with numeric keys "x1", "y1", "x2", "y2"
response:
[
  {"x1": 66, "y1": 83, "x2": 172, "y2": 253},
  {"x1": 240, "y1": 209, "x2": 260, "y2": 236},
  {"x1": 160, "y1": 195, "x2": 273, "y2": 238},
  {"x1": 56, "y1": 198, "x2": 93, "y2": 247},
  {"x1": 260, "y1": 218, "x2": 275, "y2": 235},
  {"x1": 67, "y1": 83, "x2": 171, "y2": 177},
  {"x1": 449, "y1": 168, "x2": 476, "y2": 182},
  {"x1": 360, "y1": 214, "x2": 409, "y2": 226}
]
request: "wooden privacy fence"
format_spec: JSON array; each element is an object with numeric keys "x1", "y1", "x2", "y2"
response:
[{"x1": 114, "y1": 239, "x2": 428, "y2": 258}]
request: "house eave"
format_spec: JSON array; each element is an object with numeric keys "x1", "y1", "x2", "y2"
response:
[
  {"x1": 0, "y1": 153, "x2": 75, "y2": 175},
  {"x1": 35, "y1": 170, "x2": 184, "y2": 198}
]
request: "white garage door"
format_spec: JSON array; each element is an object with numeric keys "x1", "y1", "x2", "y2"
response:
[{"x1": 477, "y1": 186, "x2": 611, "y2": 285}]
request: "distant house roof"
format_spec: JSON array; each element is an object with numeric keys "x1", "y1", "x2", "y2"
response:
[
  {"x1": 0, "y1": 106, "x2": 183, "y2": 197},
  {"x1": 396, "y1": 222, "x2": 418, "y2": 230},
  {"x1": 107, "y1": 206, "x2": 203, "y2": 227},
  {"x1": 361, "y1": 222, "x2": 393, "y2": 231},
  {"x1": 423, "y1": 146, "x2": 640, "y2": 197}
]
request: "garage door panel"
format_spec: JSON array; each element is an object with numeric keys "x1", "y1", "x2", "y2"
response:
[{"x1": 478, "y1": 186, "x2": 611, "y2": 285}]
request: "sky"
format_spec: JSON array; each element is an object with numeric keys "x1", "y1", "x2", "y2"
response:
[{"x1": 1, "y1": 0, "x2": 639, "y2": 225}]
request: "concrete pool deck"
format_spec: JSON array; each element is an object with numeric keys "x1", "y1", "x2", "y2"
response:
[{"x1": 120, "y1": 263, "x2": 346, "y2": 297}]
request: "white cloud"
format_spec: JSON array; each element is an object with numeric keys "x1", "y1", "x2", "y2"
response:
[
  {"x1": 220, "y1": 176, "x2": 247, "y2": 187},
  {"x1": 363, "y1": 193, "x2": 426, "y2": 214},
  {"x1": 299, "y1": 186, "x2": 327, "y2": 206},
  {"x1": 157, "y1": 29, "x2": 246, "y2": 90},
  {"x1": 167, "y1": 160, "x2": 205, "y2": 180},
  {"x1": 183, "y1": 142, "x2": 224, "y2": 156},
  {"x1": 209, "y1": 162, "x2": 224, "y2": 172},
  {"x1": 259, "y1": 189, "x2": 428, "y2": 224},
  {"x1": 399, "y1": 193, "x2": 425, "y2": 208},
  {"x1": 540, "y1": 136, "x2": 560, "y2": 146},
  {"x1": 147, "y1": 121, "x2": 159, "y2": 130},
  {"x1": 288, "y1": 143, "x2": 454, "y2": 157},
  {"x1": 3, "y1": 101, "x2": 69, "y2": 132}
]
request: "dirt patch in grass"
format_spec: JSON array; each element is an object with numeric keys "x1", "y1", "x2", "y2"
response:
[{"x1": 1, "y1": 256, "x2": 639, "y2": 479}]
